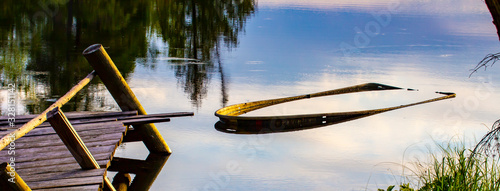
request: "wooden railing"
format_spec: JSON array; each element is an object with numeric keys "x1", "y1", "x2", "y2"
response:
[{"x1": 0, "y1": 71, "x2": 96, "y2": 151}]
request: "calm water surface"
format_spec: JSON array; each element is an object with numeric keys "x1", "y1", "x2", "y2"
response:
[{"x1": 2, "y1": 0, "x2": 500, "y2": 190}]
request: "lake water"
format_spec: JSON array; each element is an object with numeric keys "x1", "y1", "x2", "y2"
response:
[{"x1": 2, "y1": 0, "x2": 500, "y2": 190}]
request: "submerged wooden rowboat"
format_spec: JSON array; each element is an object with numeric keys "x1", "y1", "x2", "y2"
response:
[{"x1": 214, "y1": 83, "x2": 456, "y2": 134}]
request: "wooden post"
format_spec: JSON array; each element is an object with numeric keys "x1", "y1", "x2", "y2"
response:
[
  {"x1": 82, "y1": 44, "x2": 171, "y2": 154},
  {"x1": 47, "y1": 107, "x2": 100, "y2": 170},
  {"x1": 104, "y1": 176, "x2": 117, "y2": 191},
  {"x1": 112, "y1": 172, "x2": 131, "y2": 191},
  {"x1": 0, "y1": 163, "x2": 31, "y2": 191}
]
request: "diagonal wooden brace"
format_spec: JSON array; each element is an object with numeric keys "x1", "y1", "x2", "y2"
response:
[
  {"x1": 83, "y1": 44, "x2": 171, "y2": 154},
  {"x1": 47, "y1": 107, "x2": 100, "y2": 170}
]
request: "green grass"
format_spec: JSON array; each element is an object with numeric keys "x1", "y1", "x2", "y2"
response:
[
  {"x1": 418, "y1": 143, "x2": 500, "y2": 190},
  {"x1": 380, "y1": 142, "x2": 500, "y2": 191}
]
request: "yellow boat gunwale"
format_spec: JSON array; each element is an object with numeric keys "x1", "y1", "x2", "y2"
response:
[{"x1": 214, "y1": 83, "x2": 456, "y2": 134}]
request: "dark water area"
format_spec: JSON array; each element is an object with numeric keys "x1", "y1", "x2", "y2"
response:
[{"x1": 2, "y1": 0, "x2": 500, "y2": 190}]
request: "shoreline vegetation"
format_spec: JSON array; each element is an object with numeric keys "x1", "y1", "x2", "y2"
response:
[
  {"x1": 378, "y1": 120, "x2": 500, "y2": 191},
  {"x1": 380, "y1": 1, "x2": 500, "y2": 187},
  {"x1": 378, "y1": 51, "x2": 500, "y2": 190}
]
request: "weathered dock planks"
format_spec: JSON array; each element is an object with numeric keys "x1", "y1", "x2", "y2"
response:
[
  {"x1": 0, "y1": 44, "x2": 194, "y2": 190},
  {"x1": 0, "y1": 111, "x2": 133, "y2": 190}
]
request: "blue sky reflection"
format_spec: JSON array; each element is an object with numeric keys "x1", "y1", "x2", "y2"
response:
[{"x1": 114, "y1": 0, "x2": 500, "y2": 190}]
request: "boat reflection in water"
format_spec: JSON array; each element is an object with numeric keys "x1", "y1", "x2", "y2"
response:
[{"x1": 215, "y1": 83, "x2": 456, "y2": 134}]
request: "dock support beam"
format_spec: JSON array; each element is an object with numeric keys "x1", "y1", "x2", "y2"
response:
[
  {"x1": 82, "y1": 44, "x2": 171, "y2": 154},
  {"x1": 0, "y1": 163, "x2": 31, "y2": 191},
  {"x1": 47, "y1": 107, "x2": 100, "y2": 169}
]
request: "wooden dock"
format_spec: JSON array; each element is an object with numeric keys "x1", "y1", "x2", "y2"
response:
[{"x1": 0, "y1": 44, "x2": 193, "y2": 191}]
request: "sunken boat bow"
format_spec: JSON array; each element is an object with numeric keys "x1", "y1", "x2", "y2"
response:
[{"x1": 215, "y1": 83, "x2": 456, "y2": 134}]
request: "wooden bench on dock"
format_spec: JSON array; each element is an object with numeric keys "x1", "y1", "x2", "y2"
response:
[{"x1": 0, "y1": 44, "x2": 193, "y2": 191}]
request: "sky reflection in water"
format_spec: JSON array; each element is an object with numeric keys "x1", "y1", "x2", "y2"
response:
[
  {"x1": 112, "y1": 0, "x2": 500, "y2": 190},
  {"x1": 1, "y1": 0, "x2": 500, "y2": 190}
]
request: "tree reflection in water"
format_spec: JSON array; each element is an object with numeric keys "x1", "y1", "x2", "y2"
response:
[
  {"x1": 0, "y1": 0, "x2": 255, "y2": 112},
  {"x1": 154, "y1": 0, "x2": 255, "y2": 107}
]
